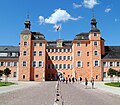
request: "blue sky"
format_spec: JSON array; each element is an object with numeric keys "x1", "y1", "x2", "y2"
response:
[{"x1": 0, "y1": 0, "x2": 120, "y2": 46}]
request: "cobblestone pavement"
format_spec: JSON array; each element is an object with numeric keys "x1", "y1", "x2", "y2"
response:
[
  {"x1": 0, "y1": 82, "x2": 56, "y2": 105},
  {"x1": 0, "y1": 82, "x2": 120, "y2": 105},
  {"x1": 59, "y1": 82, "x2": 120, "y2": 105}
]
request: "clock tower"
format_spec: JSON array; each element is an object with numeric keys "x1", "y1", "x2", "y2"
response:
[{"x1": 18, "y1": 17, "x2": 32, "y2": 81}]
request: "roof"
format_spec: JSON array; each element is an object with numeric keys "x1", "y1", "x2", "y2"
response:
[
  {"x1": 90, "y1": 28, "x2": 100, "y2": 32},
  {"x1": 31, "y1": 32, "x2": 45, "y2": 40},
  {"x1": 102, "y1": 46, "x2": 120, "y2": 59},
  {"x1": 21, "y1": 28, "x2": 31, "y2": 35},
  {"x1": 0, "y1": 46, "x2": 19, "y2": 52},
  {"x1": 46, "y1": 40, "x2": 72, "y2": 48},
  {"x1": 74, "y1": 33, "x2": 89, "y2": 40}
]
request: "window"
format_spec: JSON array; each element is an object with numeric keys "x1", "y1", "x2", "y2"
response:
[
  {"x1": 55, "y1": 64, "x2": 58, "y2": 69},
  {"x1": 0, "y1": 62, "x2": 4, "y2": 66},
  {"x1": 33, "y1": 42, "x2": 36, "y2": 46},
  {"x1": 39, "y1": 51, "x2": 42, "y2": 56},
  {"x1": 110, "y1": 62, "x2": 113, "y2": 67},
  {"x1": 67, "y1": 56, "x2": 70, "y2": 60},
  {"x1": 77, "y1": 42, "x2": 80, "y2": 46},
  {"x1": 67, "y1": 64, "x2": 70, "y2": 69},
  {"x1": 64, "y1": 49, "x2": 66, "y2": 52},
  {"x1": 48, "y1": 64, "x2": 51, "y2": 69},
  {"x1": 86, "y1": 43, "x2": 88, "y2": 47},
  {"x1": 77, "y1": 51, "x2": 81, "y2": 56},
  {"x1": 94, "y1": 60, "x2": 99, "y2": 66},
  {"x1": 55, "y1": 56, "x2": 58, "y2": 60},
  {"x1": 96, "y1": 75, "x2": 98, "y2": 79},
  {"x1": 13, "y1": 72, "x2": 16, "y2": 77},
  {"x1": 24, "y1": 42, "x2": 27, "y2": 46},
  {"x1": 63, "y1": 64, "x2": 66, "y2": 69},
  {"x1": 33, "y1": 51, "x2": 36, "y2": 56},
  {"x1": 103, "y1": 72, "x2": 106, "y2": 77},
  {"x1": 36, "y1": 75, "x2": 38, "y2": 78},
  {"x1": 56, "y1": 49, "x2": 58, "y2": 52},
  {"x1": 7, "y1": 62, "x2": 10, "y2": 66},
  {"x1": 68, "y1": 49, "x2": 70, "y2": 52},
  {"x1": 51, "y1": 56, "x2": 54, "y2": 60},
  {"x1": 52, "y1": 64, "x2": 54, "y2": 69},
  {"x1": 13, "y1": 62, "x2": 17, "y2": 67},
  {"x1": 87, "y1": 62, "x2": 90, "y2": 67},
  {"x1": 87, "y1": 52, "x2": 89, "y2": 56},
  {"x1": 48, "y1": 49, "x2": 50, "y2": 52},
  {"x1": 59, "y1": 64, "x2": 62, "y2": 69},
  {"x1": 59, "y1": 49, "x2": 62, "y2": 52},
  {"x1": 94, "y1": 41, "x2": 98, "y2": 46},
  {"x1": 23, "y1": 51, "x2": 26, "y2": 56},
  {"x1": 23, "y1": 75, "x2": 25, "y2": 79},
  {"x1": 59, "y1": 56, "x2": 62, "y2": 60},
  {"x1": 47, "y1": 56, "x2": 50, "y2": 60},
  {"x1": 103, "y1": 62, "x2": 107, "y2": 67},
  {"x1": 48, "y1": 74, "x2": 50, "y2": 78},
  {"x1": 23, "y1": 61, "x2": 26, "y2": 67},
  {"x1": 117, "y1": 62, "x2": 120, "y2": 67},
  {"x1": 63, "y1": 56, "x2": 66, "y2": 60},
  {"x1": 77, "y1": 61, "x2": 81, "y2": 67},
  {"x1": 94, "y1": 33, "x2": 97, "y2": 37},
  {"x1": 94, "y1": 51, "x2": 98, "y2": 55},
  {"x1": 32, "y1": 61, "x2": 36, "y2": 67},
  {"x1": 38, "y1": 61, "x2": 42, "y2": 67},
  {"x1": 39, "y1": 42, "x2": 42, "y2": 46}
]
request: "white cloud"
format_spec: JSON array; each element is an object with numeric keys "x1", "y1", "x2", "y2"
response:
[
  {"x1": 73, "y1": 3, "x2": 82, "y2": 8},
  {"x1": 39, "y1": 8, "x2": 83, "y2": 30},
  {"x1": 83, "y1": 0, "x2": 99, "y2": 9},
  {"x1": 115, "y1": 18, "x2": 118, "y2": 22},
  {"x1": 39, "y1": 16, "x2": 44, "y2": 24},
  {"x1": 105, "y1": 8, "x2": 111, "y2": 13}
]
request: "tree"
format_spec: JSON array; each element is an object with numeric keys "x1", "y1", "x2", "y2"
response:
[
  {"x1": 107, "y1": 68, "x2": 117, "y2": 82},
  {"x1": 0, "y1": 70, "x2": 3, "y2": 82},
  {"x1": 116, "y1": 70, "x2": 120, "y2": 82},
  {"x1": 3, "y1": 68, "x2": 11, "y2": 83}
]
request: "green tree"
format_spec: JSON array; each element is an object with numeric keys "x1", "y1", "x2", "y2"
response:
[
  {"x1": 3, "y1": 68, "x2": 11, "y2": 83},
  {"x1": 107, "y1": 68, "x2": 117, "y2": 82},
  {"x1": 0, "y1": 70, "x2": 3, "y2": 82}
]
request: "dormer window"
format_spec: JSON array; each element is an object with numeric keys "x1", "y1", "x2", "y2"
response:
[{"x1": 94, "y1": 33, "x2": 97, "y2": 37}]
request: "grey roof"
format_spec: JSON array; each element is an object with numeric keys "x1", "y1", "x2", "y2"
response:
[
  {"x1": 46, "y1": 40, "x2": 72, "y2": 48},
  {"x1": 90, "y1": 28, "x2": 100, "y2": 32},
  {"x1": 74, "y1": 33, "x2": 89, "y2": 40},
  {"x1": 0, "y1": 46, "x2": 19, "y2": 52},
  {"x1": 102, "y1": 46, "x2": 120, "y2": 59},
  {"x1": 32, "y1": 32, "x2": 45, "y2": 40},
  {"x1": 21, "y1": 28, "x2": 31, "y2": 35}
]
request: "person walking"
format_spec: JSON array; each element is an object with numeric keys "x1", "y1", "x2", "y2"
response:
[
  {"x1": 91, "y1": 77, "x2": 94, "y2": 89},
  {"x1": 66, "y1": 77, "x2": 68, "y2": 84},
  {"x1": 85, "y1": 78, "x2": 88, "y2": 88}
]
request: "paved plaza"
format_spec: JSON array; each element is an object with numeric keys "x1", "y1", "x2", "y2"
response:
[{"x1": 0, "y1": 81, "x2": 120, "y2": 105}]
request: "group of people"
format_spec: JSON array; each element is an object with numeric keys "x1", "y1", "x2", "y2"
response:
[
  {"x1": 60, "y1": 75, "x2": 76, "y2": 84},
  {"x1": 85, "y1": 77, "x2": 94, "y2": 89}
]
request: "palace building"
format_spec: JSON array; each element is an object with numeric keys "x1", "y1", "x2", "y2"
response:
[{"x1": 0, "y1": 17, "x2": 120, "y2": 81}]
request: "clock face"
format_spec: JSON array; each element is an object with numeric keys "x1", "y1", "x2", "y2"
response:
[
  {"x1": 57, "y1": 42, "x2": 62, "y2": 47},
  {"x1": 23, "y1": 35, "x2": 29, "y2": 41}
]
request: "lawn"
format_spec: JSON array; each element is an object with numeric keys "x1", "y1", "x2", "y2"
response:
[
  {"x1": 0, "y1": 82, "x2": 15, "y2": 87},
  {"x1": 105, "y1": 82, "x2": 120, "y2": 87}
]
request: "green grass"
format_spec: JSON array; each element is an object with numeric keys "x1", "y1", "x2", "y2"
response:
[
  {"x1": 105, "y1": 82, "x2": 120, "y2": 87},
  {"x1": 0, "y1": 82, "x2": 15, "y2": 87}
]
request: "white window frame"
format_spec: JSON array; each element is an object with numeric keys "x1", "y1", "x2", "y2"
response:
[
  {"x1": 32, "y1": 61, "x2": 36, "y2": 67},
  {"x1": 23, "y1": 61, "x2": 26, "y2": 67},
  {"x1": 94, "y1": 51, "x2": 98, "y2": 56},
  {"x1": 77, "y1": 51, "x2": 81, "y2": 56},
  {"x1": 94, "y1": 41, "x2": 98, "y2": 46}
]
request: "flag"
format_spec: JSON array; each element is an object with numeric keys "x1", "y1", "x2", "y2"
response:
[{"x1": 56, "y1": 25, "x2": 60, "y2": 31}]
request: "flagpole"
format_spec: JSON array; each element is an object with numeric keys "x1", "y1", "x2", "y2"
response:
[{"x1": 59, "y1": 30, "x2": 61, "y2": 39}]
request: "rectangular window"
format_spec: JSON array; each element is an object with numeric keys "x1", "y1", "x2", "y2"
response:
[
  {"x1": 68, "y1": 49, "x2": 70, "y2": 52},
  {"x1": 23, "y1": 61, "x2": 26, "y2": 67},
  {"x1": 103, "y1": 62, "x2": 107, "y2": 67},
  {"x1": 51, "y1": 56, "x2": 54, "y2": 60},
  {"x1": 77, "y1": 51, "x2": 81, "y2": 56},
  {"x1": 38, "y1": 61, "x2": 42, "y2": 67},
  {"x1": 67, "y1": 56, "x2": 70, "y2": 60},
  {"x1": 39, "y1": 51, "x2": 42, "y2": 56},
  {"x1": 94, "y1": 51, "x2": 98, "y2": 55},
  {"x1": 86, "y1": 43, "x2": 88, "y2": 47},
  {"x1": 67, "y1": 64, "x2": 70, "y2": 69},
  {"x1": 13, "y1": 72, "x2": 17, "y2": 77},
  {"x1": 7, "y1": 62, "x2": 10, "y2": 66},
  {"x1": 87, "y1": 52, "x2": 89, "y2": 56},
  {"x1": 52, "y1": 64, "x2": 54, "y2": 69},
  {"x1": 39, "y1": 42, "x2": 42, "y2": 46},
  {"x1": 52, "y1": 49, "x2": 54, "y2": 52},
  {"x1": 59, "y1": 56, "x2": 62, "y2": 60},
  {"x1": 59, "y1": 49, "x2": 62, "y2": 52},
  {"x1": 48, "y1": 74, "x2": 50, "y2": 78},
  {"x1": 33, "y1": 51, "x2": 36, "y2": 56},
  {"x1": 63, "y1": 64, "x2": 66, "y2": 69},
  {"x1": 13, "y1": 62, "x2": 17, "y2": 67},
  {"x1": 47, "y1": 56, "x2": 50, "y2": 60},
  {"x1": 33, "y1": 42, "x2": 36, "y2": 46},
  {"x1": 23, "y1": 51, "x2": 26, "y2": 56},
  {"x1": 94, "y1": 41, "x2": 98, "y2": 46},
  {"x1": 77, "y1": 61, "x2": 81, "y2": 67},
  {"x1": 55, "y1": 56, "x2": 58, "y2": 60},
  {"x1": 63, "y1": 56, "x2": 66, "y2": 60},
  {"x1": 64, "y1": 49, "x2": 66, "y2": 52},
  {"x1": 87, "y1": 62, "x2": 90, "y2": 67},
  {"x1": 94, "y1": 33, "x2": 97, "y2": 37},
  {"x1": 48, "y1": 49, "x2": 50, "y2": 52},
  {"x1": 55, "y1": 64, "x2": 58, "y2": 69},
  {"x1": 77, "y1": 42, "x2": 80, "y2": 46},
  {"x1": 103, "y1": 72, "x2": 106, "y2": 77},
  {"x1": 32, "y1": 61, "x2": 36, "y2": 67},
  {"x1": 48, "y1": 64, "x2": 51, "y2": 69},
  {"x1": 110, "y1": 62, "x2": 113, "y2": 66},
  {"x1": 24, "y1": 42, "x2": 27, "y2": 46},
  {"x1": 56, "y1": 49, "x2": 58, "y2": 52},
  {"x1": 94, "y1": 60, "x2": 99, "y2": 66},
  {"x1": 59, "y1": 64, "x2": 62, "y2": 69},
  {"x1": 117, "y1": 62, "x2": 120, "y2": 67}
]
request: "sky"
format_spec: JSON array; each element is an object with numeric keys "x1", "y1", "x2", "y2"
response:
[{"x1": 0, "y1": 0, "x2": 120, "y2": 46}]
